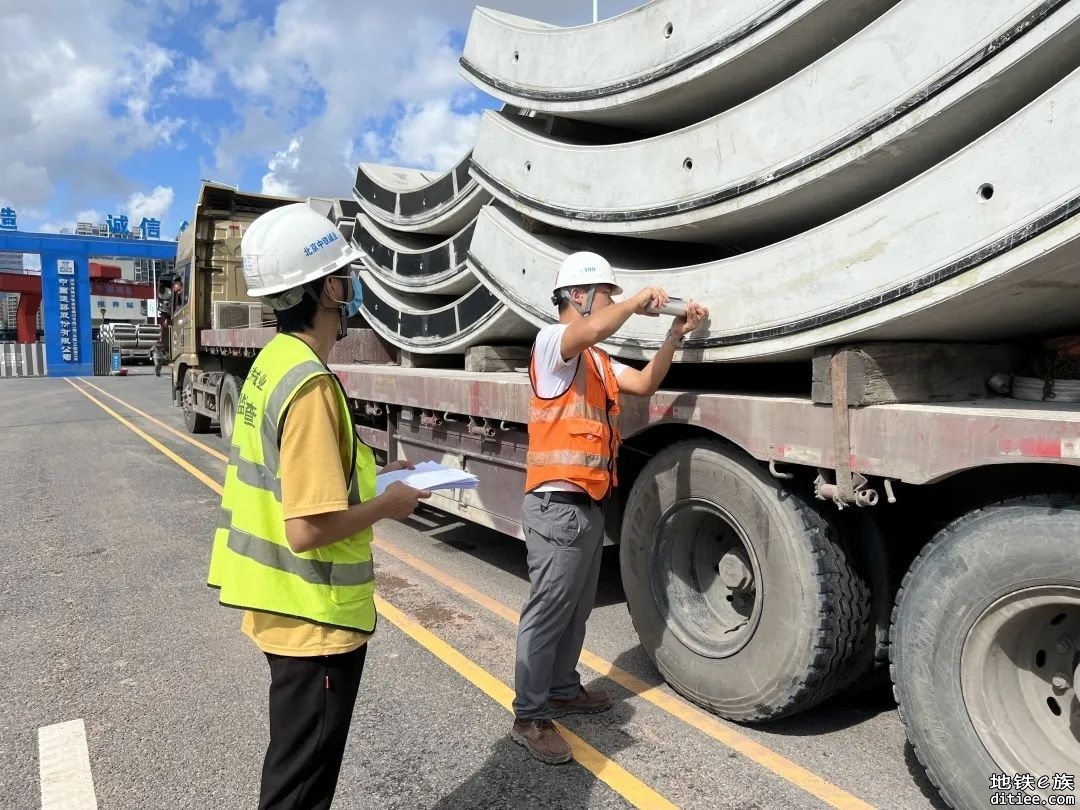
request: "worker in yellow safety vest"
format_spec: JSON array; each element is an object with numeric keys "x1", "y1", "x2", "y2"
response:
[
  {"x1": 511, "y1": 251, "x2": 708, "y2": 764},
  {"x1": 207, "y1": 202, "x2": 430, "y2": 810}
]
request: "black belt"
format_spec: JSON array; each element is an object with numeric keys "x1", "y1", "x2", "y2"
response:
[{"x1": 530, "y1": 490, "x2": 596, "y2": 506}]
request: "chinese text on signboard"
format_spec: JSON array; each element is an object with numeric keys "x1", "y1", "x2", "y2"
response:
[
  {"x1": 57, "y1": 260, "x2": 79, "y2": 363},
  {"x1": 105, "y1": 214, "x2": 161, "y2": 239}
]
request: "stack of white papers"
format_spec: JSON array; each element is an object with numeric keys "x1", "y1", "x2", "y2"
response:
[{"x1": 375, "y1": 461, "x2": 479, "y2": 495}]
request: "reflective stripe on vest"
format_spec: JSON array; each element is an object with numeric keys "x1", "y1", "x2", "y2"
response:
[
  {"x1": 219, "y1": 508, "x2": 375, "y2": 587},
  {"x1": 207, "y1": 333, "x2": 377, "y2": 633},
  {"x1": 524, "y1": 345, "x2": 621, "y2": 500}
]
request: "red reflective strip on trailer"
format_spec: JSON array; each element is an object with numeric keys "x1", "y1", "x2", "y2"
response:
[{"x1": 1000, "y1": 438, "x2": 1063, "y2": 458}]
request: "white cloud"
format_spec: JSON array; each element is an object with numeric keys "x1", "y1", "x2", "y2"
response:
[
  {"x1": 390, "y1": 99, "x2": 482, "y2": 169},
  {"x1": 262, "y1": 139, "x2": 303, "y2": 196},
  {"x1": 181, "y1": 57, "x2": 217, "y2": 97},
  {"x1": 216, "y1": 0, "x2": 245, "y2": 22},
  {"x1": 0, "y1": 162, "x2": 53, "y2": 208},
  {"x1": 126, "y1": 186, "x2": 175, "y2": 223},
  {"x1": 34, "y1": 209, "x2": 104, "y2": 235},
  {"x1": 0, "y1": 1, "x2": 184, "y2": 207}
]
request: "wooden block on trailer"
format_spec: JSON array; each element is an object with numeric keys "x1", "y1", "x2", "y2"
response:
[
  {"x1": 397, "y1": 350, "x2": 460, "y2": 370},
  {"x1": 329, "y1": 328, "x2": 397, "y2": 365},
  {"x1": 811, "y1": 342, "x2": 1023, "y2": 406},
  {"x1": 465, "y1": 345, "x2": 531, "y2": 372}
]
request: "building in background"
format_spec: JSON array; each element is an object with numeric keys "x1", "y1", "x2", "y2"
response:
[
  {"x1": 134, "y1": 257, "x2": 174, "y2": 284},
  {"x1": 0, "y1": 252, "x2": 25, "y2": 273},
  {"x1": 0, "y1": 292, "x2": 43, "y2": 335}
]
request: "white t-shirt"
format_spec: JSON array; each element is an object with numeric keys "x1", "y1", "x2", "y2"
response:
[{"x1": 530, "y1": 324, "x2": 628, "y2": 493}]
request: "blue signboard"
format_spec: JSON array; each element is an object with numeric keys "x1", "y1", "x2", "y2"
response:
[
  {"x1": 0, "y1": 207, "x2": 16, "y2": 230},
  {"x1": 41, "y1": 254, "x2": 93, "y2": 376}
]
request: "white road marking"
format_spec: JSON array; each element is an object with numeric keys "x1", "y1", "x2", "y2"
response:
[{"x1": 38, "y1": 720, "x2": 98, "y2": 810}]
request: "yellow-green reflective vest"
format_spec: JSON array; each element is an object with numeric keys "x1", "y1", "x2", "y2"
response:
[{"x1": 207, "y1": 333, "x2": 377, "y2": 633}]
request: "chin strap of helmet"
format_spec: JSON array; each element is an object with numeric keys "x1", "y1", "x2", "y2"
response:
[
  {"x1": 309, "y1": 280, "x2": 349, "y2": 341},
  {"x1": 553, "y1": 286, "x2": 597, "y2": 317}
]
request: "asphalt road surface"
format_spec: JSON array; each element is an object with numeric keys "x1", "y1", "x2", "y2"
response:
[{"x1": 0, "y1": 370, "x2": 948, "y2": 810}]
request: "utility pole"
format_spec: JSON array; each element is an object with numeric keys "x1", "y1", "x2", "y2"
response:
[{"x1": 593, "y1": 0, "x2": 598, "y2": 22}]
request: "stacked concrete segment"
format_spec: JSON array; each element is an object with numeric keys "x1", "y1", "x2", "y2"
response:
[
  {"x1": 348, "y1": 0, "x2": 1080, "y2": 362},
  {"x1": 348, "y1": 163, "x2": 530, "y2": 353},
  {"x1": 459, "y1": 0, "x2": 900, "y2": 131},
  {"x1": 469, "y1": 0, "x2": 1080, "y2": 241},
  {"x1": 353, "y1": 155, "x2": 490, "y2": 235},
  {"x1": 351, "y1": 213, "x2": 476, "y2": 296},
  {"x1": 469, "y1": 55, "x2": 1080, "y2": 364}
]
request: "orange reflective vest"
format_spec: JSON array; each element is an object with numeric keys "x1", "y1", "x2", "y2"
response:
[{"x1": 525, "y1": 345, "x2": 621, "y2": 500}]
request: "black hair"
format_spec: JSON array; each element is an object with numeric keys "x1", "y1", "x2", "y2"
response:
[
  {"x1": 275, "y1": 274, "x2": 352, "y2": 333},
  {"x1": 274, "y1": 279, "x2": 327, "y2": 333},
  {"x1": 274, "y1": 291, "x2": 317, "y2": 333}
]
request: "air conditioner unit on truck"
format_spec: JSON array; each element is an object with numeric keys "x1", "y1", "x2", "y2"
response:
[{"x1": 169, "y1": 0, "x2": 1080, "y2": 805}]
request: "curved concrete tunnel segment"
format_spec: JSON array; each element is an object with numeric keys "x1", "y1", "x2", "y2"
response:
[
  {"x1": 469, "y1": 0, "x2": 1080, "y2": 242},
  {"x1": 355, "y1": 269, "x2": 533, "y2": 354},
  {"x1": 353, "y1": 156, "x2": 491, "y2": 236},
  {"x1": 459, "y1": 0, "x2": 900, "y2": 131},
  {"x1": 351, "y1": 213, "x2": 478, "y2": 296}
]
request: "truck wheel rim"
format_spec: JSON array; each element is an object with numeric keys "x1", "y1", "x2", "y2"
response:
[
  {"x1": 649, "y1": 498, "x2": 762, "y2": 658},
  {"x1": 182, "y1": 376, "x2": 195, "y2": 414},
  {"x1": 221, "y1": 391, "x2": 235, "y2": 438},
  {"x1": 961, "y1": 586, "x2": 1080, "y2": 782}
]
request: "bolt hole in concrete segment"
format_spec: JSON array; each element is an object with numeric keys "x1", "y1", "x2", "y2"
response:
[
  {"x1": 979, "y1": 183, "x2": 995, "y2": 200},
  {"x1": 664, "y1": 21, "x2": 673, "y2": 38}
]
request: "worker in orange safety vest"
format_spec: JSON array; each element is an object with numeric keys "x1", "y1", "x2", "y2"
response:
[{"x1": 510, "y1": 250, "x2": 708, "y2": 765}]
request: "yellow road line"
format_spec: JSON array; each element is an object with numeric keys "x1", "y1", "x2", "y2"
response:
[
  {"x1": 67, "y1": 377, "x2": 678, "y2": 809},
  {"x1": 374, "y1": 539, "x2": 874, "y2": 810},
  {"x1": 65, "y1": 380, "x2": 224, "y2": 495},
  {"x1": 374, "y1": 596, "x2": 678, "y2": 810},
  {"x1": 77, "y1": 378, "x2": 228, "y2": 462}
]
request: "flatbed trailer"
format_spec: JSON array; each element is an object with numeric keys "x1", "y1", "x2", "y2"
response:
[{"x1": 202, "y1": 325, "x2": 1080, "y2": 536}]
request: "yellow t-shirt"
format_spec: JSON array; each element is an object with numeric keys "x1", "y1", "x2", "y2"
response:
[{"x1": 242, "y1": 374, "x2": 371, "y2": 656}]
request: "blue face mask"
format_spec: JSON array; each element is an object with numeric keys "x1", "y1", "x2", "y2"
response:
[
  {"x1": 346, "y1": 274, "x2": 363, "y2": 317},
  {"x1": 331, "y1": 271, "x2": 363, "y2": 317}
]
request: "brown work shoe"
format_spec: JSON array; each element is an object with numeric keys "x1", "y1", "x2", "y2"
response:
[
  {"x1": 511, "y1": 719, "x2": 572, "y2": 765},
  {"x1": 549, "y1": 686, "x2": 612, "y2": 717}
]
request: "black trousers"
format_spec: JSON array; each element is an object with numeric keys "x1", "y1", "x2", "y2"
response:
[{"x1": 259, "y1": 644, "x2": 368, "y2": 810}]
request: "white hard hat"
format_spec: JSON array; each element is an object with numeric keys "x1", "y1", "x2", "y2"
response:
[
  {"x1": 241, "y1": 202, "x2": 361, "y2": 308},
  {"x1": 552, "y1": 251, "x2": 623, "y2": 296}
]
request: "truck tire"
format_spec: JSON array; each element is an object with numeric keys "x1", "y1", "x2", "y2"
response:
[
  {"x1": 218, "y1": 374, "x2": 243, "y2": 444},
  {"x1": 828, "y1": 509, "x2": 892, "y2": 692},
  {"x1": 890, "y1": 495, "x2": 1080, "y2": 810},
  {"x1": 620, "y1": 440, "x2": 870, "y2": 721},
  {"x1": 181, "y1": 370, "x2": 212, "y2": 435}
]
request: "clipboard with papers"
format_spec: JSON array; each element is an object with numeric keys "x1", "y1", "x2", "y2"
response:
[{"x1": 374, "y1": 461, "x2": 479, "y2": 495}]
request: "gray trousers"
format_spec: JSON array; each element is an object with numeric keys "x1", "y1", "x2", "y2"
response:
[{"x1": 513, "y1": 491, "x2": 605, "y2": 720}]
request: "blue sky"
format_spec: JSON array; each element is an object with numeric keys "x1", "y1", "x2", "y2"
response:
[{"x1": 0, "y1": 0, "x2": 638, "y2": 241}]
